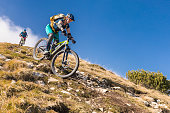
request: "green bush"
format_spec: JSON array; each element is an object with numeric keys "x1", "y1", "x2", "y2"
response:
[{"x1": 126, "y1": 69, "x2": 170, "y2": 92}]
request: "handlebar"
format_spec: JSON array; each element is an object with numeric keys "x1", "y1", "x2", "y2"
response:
[{"x1": 65, "y1": 33, "x2": 76, "y2": 44}]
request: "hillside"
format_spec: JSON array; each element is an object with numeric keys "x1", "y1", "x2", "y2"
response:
[{"x1": 0, "y1": 42, "x2": 169, "y2": 113}]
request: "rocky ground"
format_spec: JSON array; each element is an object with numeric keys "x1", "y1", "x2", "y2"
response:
[{"x1": 0, "y1": 43, "x2": 169, "y2": 113}]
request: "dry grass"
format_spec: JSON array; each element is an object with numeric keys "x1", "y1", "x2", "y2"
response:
[{"x1": 0, "y1": 42, "x2": 169, "y2": 112}]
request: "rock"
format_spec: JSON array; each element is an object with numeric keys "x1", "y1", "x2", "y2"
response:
[
  {"x1": 0, "y1": 62, "x2": 3, "y2": 66},
  {"x1": 50, "y1": 87, "x2": 55, "y2": 90},
  {"x1": 126, "y1": 92, "x2": 133, "y2": 96},
  {"x1": 67, "y1": 87, "x2": 73, "y2": 91},
  {"x1": 0, "y1": 66, "x2": 3, "y2": 70},
  {"x1": 151, "y1": 102, "x2": 159, "y2": 109},
  {"x1": 159, "y1": 104, "x2": 167, "y2": 108},
  {"x1": 0, "y1": 54, "x2": 6, "y2": 59},
  {"x1": 143, "y1": 101, "x2": 150, "y2": 107},
  {"x1": 61, "y1": 90, "x2": 71, "y2": 95},
  {"x1": 82, "y1": 76, "x2": 89, "y2": 81},
  {"x1": 11, "y1": 80, "x2": 16, "y2": 84},
  {"x1": 80, "y1": 72, "x2": 85, "y2": 75},
  {"x1": 157, "y1": 99, "x2": 160, "y2": 103},
  {"x1": 35, "y1": 63, "x2": 51, "y2": 73},
  {"x1": 76, "y1": 71, "x2": 80, "y2": 74},
  {"x1": 36, "y1": 80, "x2": 45, "y2": 86},
  {"x1": 99, "y1": 108, "x2": 104, "y2": 112},
  {"x1": 27, "y1": 62, "x2": 34, "y2": 69},
  {"x1": 5, "y1": 59, "x2": 11, "y2": 62},
  {"x1": 143, "y1": 96, "x2": 154, "y2": 102},
  {"x1": 92, "y1": 112, "x2": 97, "y2": 113},
  {"x1": 33, "y1": 72, "x2": 45, "y2": 77},
  {"x1": 76, "y1": 89, "x2": 79, "y2": 92},
  {"x1": 48, "y1": 77, "x2": 58, "y2": 83},
  {"x1": 126, "y1": 103, "x2": 131, "y2": 106},
  {"x1": 112, "y1": 87, "x2": 121, "y2": 90},
  {"x1": 95, "y1": 88, "x2": 109, "y2": 93},
  {"x1": 85, "y1": 101, "x2": 91, "y2": 105}
]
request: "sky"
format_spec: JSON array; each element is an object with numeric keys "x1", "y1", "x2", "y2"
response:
[{"x1": 0, "y1": 0, "x2": 170, "y2": 79}]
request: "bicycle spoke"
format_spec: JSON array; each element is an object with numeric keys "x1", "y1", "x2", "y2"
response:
[
  {"x1": 33, "y1": 38, "x2": 48, "y2": 60},
  {"x1": 52, "y1": 50, "x2": 79, "y2": 78}
]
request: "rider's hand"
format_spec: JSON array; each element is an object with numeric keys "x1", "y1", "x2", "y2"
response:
[
  {"x1": 72, "y1": 39, "x2": 76, "y2": 44},
  {"x1": 62, "y1": 30, "x2": 67, "y2": 36},
  {"x1": 67, "y1": 33, "x2": 73, "y2": 40},
  {"x1": 67, "y1": 33, "x2": 76, "y2": 44}
]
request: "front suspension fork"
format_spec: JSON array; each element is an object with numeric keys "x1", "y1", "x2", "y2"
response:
[{"x1": 62, "y1": 47, "x2": 70, "y2": 65}]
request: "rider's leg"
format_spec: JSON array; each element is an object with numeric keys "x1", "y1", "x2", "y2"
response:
[
  {"x1": 54, "y1": 32, "x2": 59, "y2": 43},
  {"x1": 44, "y1": 24, "x2": 54, "y2": 55},
  {"x1": 46, "y1": 33, "x2": 54, "y2": 51},
  {"x1": 23, "y1": 37, "x2": 26, "y2": 44}
]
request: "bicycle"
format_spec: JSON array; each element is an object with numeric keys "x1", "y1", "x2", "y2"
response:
[
  {"x1": 19, "y1": 37, "x2": 25, "y2": 46},
  {"x1": 33, "y1": 35, "x2": 79, "y2": 78}
]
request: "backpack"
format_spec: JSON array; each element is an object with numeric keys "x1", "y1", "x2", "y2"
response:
[
  {"x1": 50, "y1": 14, "x2": 65, "y2": 22},
  {"x1": 50, "y1": 14, "x2": 65, "y2": 33}
]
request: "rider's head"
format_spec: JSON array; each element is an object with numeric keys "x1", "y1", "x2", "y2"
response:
[
  {"x1": 65, "y1": 13, "x2": 75, "y2": 23},
  {"x1": 24, "y1": 29, "x2": 26, "y2": 32}
]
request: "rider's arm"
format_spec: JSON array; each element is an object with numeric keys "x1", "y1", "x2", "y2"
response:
[
  {"x1": 66, "y1": 24, "x2": 70, "y2": 33},
  {"x1": 66, "y1": 28, "x2": 70, "y2": 34},
  {"x1": 19, "y1": 32, "x2": 22, "y2": 37},
  {"x1": 57, "y1": 20, "x2": 65, "y2": 32}
]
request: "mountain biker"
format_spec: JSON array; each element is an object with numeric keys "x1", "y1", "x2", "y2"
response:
[
  {"x1": 44, "y1": 13, "x2": 76, "y2": 55},
  {"x1": 19, "y1": 29, "x2": 28, "y2": 44}
]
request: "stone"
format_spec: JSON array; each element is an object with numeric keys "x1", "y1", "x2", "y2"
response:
[
  {"x1": 27, "y1": 62, "x2": 34, "y2": 69},
  {"x1": 0, "y1": 54, "x2": 6, "y2": 59},
  {"x1": 80, "y1": 72, "x2": 85, "y2": 75},
  {"x1": 143, "y1": 96, "x2": 154, "y2": 102},
  {"x1": 76, "y1": 71, "x2": 80, "y2": 74},
  {"x1": 5, "y1": 59, "x2": 11, "y2": 62},
  {"x1": 151, "y1": 102, "x2": 159, "y2": 109},
  {"x1": 50, "y1": 87, "x2": 55, "y2": 90},
  {"x1": 33, "y1": 72, "x2": 44, "y2": 77},
  {"x1": 48, "y1": 77, "x2": 58, "y2": 83},
  {"x1": 76, "y1": 89, "x2": 79, "y2": 92},
  {"x1": 67, "y1": 87, "x2": 73, "y2": 91},
  {"x1": 126, "y1": 103, "x2": 131, "y2": 106},
  {"x1": 112, "y1": 87, "x2": 121, "y2": 90},
  {"x1": 61, "y1": 90, "x2": 71, "y2": 95},
  {"x1": 159, "y1": 104, "x2": 167, "y2": 108},
  {"x1": 95, "y1": 88, "x2": 108, "y2": 93},
  {"x1": 156, "y1": 99, "x2": 160, "y2": 103},
  {"x1": 143, "y1": 101, "x2": 150, "y2": 107},
  {"x1": 36, "y1": 80, "x2": 45, "y2": 86},
  {"x1": 85, "y1": 101, "x2": 91, "y2": 105},
  {"x1": 0, "y1": 66, "x2": 3, "y2": 70},
  {"x1": 99, "y1": 108, "x2": 104, "y2": 112},
  {"x1": 11, "y1": 80, "x2": 16, "y2": 84}
]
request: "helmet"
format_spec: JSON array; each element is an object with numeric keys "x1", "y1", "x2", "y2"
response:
[
  {"x1": 66, "y1": 13, "x2": 75, "y2": 21},
  {"x1": 24, "y1": 29, "x2": 26, "y2": 31}
]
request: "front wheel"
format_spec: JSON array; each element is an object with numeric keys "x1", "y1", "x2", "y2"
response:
[
  {"x1": 51, "y1": 50, "x2": 79, "y2": 78},
  {"x1": 33, "y1": 38, "x2": 48, "y2": 60}
]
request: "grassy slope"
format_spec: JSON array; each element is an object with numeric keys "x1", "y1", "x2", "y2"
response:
[{"x1": 0, "y1": 42, "x2": 169, "y2": 113}]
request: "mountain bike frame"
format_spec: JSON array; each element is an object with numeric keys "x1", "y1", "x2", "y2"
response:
[
  {"x1": 19, "y1": 37, "x2": 26, "y2": 46},
  {"x1": 46, "y1": 38, "x2": 70, "y2": 61}
]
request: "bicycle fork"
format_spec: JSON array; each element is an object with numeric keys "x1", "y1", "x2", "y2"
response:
[
  {"x1": 62, "y1": 51, "x2": 68, "y2": 65},
  {"x1": 62, "y1": 46, "x2": 70, "y2": 66}
]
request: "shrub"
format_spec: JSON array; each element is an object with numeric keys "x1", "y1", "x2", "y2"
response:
[{"x1": 126, "y1": 69, "x2": 170, "y2": 92}]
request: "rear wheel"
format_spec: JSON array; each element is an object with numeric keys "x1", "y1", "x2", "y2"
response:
[
  {"x1": 33, "y1": 38, "x2": 48, "y2": 60},
  {"x1": 51, "y1": 50, "x2": 79, "y2": 78},
  {"x1": 19, "y1": 38, "x2": 24, "y2": 46}
]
